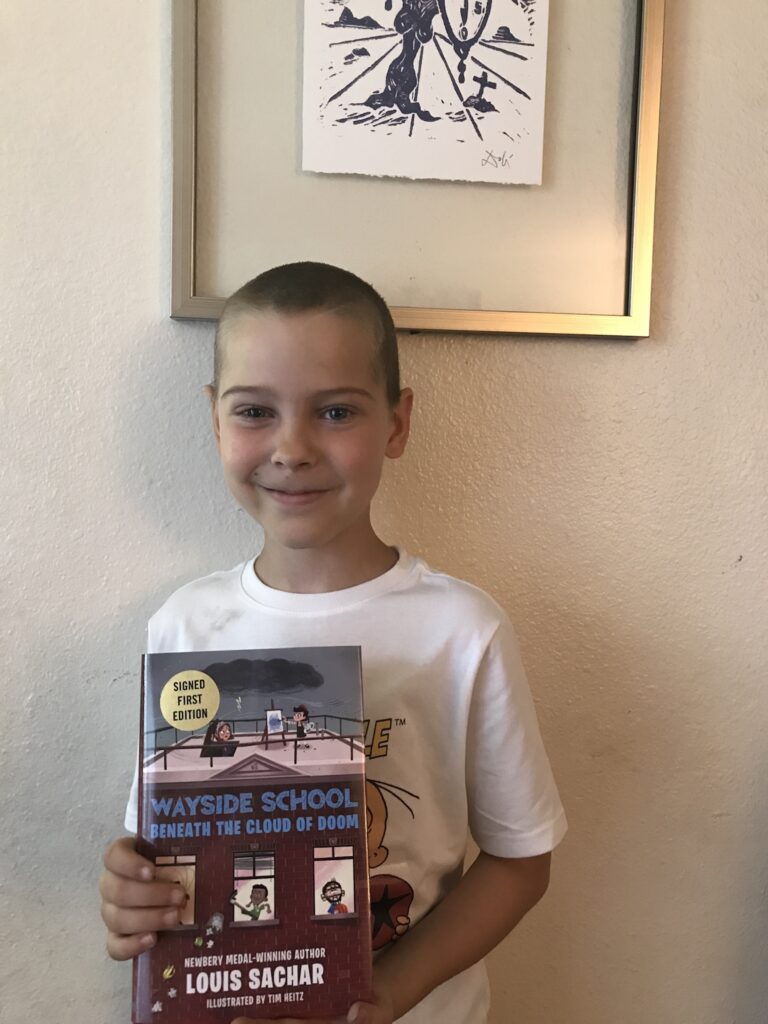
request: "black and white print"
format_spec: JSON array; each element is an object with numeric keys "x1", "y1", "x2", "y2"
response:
[{"x1": 303, "y1": 0, "x2": 549, "y2": 184}]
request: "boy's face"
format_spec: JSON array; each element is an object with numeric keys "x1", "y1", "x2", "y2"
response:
[{"x1": 209, "y1": 308, "x2": 411, "y2": 558}]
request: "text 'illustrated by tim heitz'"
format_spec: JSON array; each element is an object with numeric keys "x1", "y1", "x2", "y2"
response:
[{"x1": 303, "y1": 0, "x2": 550, "y2": 185}]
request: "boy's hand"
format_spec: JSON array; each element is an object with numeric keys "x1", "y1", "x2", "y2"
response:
[
  {"x1": 231, "y1": 977, "x2": 395, "y2": 1024},
  {"x1": 99, "y1": 837, "x2": 187, "y2": 961}
]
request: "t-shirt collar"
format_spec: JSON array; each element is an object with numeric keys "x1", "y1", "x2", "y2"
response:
[{"x1": 239, "y1": 548, "x2": 416, "y2": 613}]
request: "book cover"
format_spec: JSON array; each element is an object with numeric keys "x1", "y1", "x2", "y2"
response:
[{"x1": 132, "y1": 647, "x2": 372, "y2": 1022}]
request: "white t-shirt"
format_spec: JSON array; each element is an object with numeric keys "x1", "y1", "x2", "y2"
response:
[{"x1": 126, "y1": 551, "x2": 566, "y2": 1024}]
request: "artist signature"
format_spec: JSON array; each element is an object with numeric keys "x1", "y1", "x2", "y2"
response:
[{"x1": 481, "y1": 149, "x2": 512, "y2": 169}]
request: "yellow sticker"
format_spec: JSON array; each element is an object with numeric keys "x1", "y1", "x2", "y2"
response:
[{"x1": 160, "y1": 671, "x2": 220, "y2": 731}]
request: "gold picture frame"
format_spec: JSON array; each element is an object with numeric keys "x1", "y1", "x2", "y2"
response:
[{"x1": 172, "y1": 0, "x2": 665, "y2": 337}]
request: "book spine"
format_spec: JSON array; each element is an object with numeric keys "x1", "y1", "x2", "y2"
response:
[{"x1": 132, "y1": 655, "x2": 152, "y2": 1024}]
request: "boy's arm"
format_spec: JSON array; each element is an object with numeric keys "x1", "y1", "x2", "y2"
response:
[{"x1": 373, "y1": 849, "x2": 551, "y2": 1021}]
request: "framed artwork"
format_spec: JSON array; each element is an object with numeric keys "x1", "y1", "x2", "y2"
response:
[
  {"x1": 302, "y1": 1, "x2": 551, "y2": 186},
  {"x1": 172, "y1": 0, "x2": 665, "y2": 337}
]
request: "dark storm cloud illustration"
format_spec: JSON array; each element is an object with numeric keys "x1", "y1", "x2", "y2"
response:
[{"x1": 204, "y1": 658, "x2": 325, "y2": 695}]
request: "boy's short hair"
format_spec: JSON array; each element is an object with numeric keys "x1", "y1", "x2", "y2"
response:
[{"x1": 214, "y1": 261, "x2": 401, "y2": 405}]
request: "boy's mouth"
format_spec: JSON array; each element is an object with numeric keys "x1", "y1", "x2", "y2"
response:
[{"x1": 260, "y1": 485, "x2": 330, "y2": 506}]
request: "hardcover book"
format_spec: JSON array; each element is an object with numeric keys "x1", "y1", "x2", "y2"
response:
[{"x1": 132, "y1": 647, "x2": 372, "y2": 1022}]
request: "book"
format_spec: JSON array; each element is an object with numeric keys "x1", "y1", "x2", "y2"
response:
[{"x1": 132, "y1": 647, "x2": 372, "y2": 1022}]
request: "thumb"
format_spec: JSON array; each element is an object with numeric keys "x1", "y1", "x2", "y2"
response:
[{"x1": 347, "y1": 1001, "x2": 379, "y2": 1024}]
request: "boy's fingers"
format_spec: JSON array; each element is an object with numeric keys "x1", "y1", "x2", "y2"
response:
[
  {"x1": 106, "y1": 930, "x2": 157, "y2": 962},
  {"x1": 346, "y1": 1004, "x2": 387, "y2": 1024},
  {"x1": 231, "y1": 1002, "x2": 389, "y2": 1024},
  {"x1": 103, "y1": 836, "x2": 155, "y2": 881},
  {"x1": 231, "y1": 1018, "x2": 342, "y2": 1024},
  {"x1": 99, "y1": 873, "x2": 186, "y2": 909},
  {"x1": 101, "y1": 901, "x2": 180, "y2": 936}
]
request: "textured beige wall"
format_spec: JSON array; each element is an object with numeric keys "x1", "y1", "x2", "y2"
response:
[{"x1": 2, "y1": 2, "x2": 766, "y2": 1023}]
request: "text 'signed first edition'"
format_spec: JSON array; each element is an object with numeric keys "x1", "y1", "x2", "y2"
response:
[{"x1": 133, "y1": 647, "x2": 372, "y2": 1021}]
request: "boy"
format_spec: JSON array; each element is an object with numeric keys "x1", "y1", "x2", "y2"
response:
[
  {"x1": 292, "y1": 704, "x2": 310, "y2": 738},
  {"x1": 99, "y1": 262, "x2": 567, "y2": 1024},
  {"x1": 231, "y1": 883, "x2": 272, "y2": 922},
  {"x1": 321, "y1": 878, "x2": 349, "y2": 915}
]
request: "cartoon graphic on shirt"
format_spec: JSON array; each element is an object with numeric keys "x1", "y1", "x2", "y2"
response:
[{"x1": 366, "y1": 776, "x2": 419, "y2": 949}]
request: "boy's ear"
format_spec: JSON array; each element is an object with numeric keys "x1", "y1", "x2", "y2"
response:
[
  {"x1": 203, "y1": 384, "x2": 221, "y2": 445},
  {"x1": 385, "y1": 387, "x2": 413, "y2": 460}
]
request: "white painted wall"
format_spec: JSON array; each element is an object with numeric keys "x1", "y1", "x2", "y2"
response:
[{"x1": 2, "y1": 3, "x2": 766, "y2": 1023}]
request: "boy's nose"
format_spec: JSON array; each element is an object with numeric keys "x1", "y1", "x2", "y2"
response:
[{"x1": 270, "y1": 421, "x2": 315, "y2": 469}]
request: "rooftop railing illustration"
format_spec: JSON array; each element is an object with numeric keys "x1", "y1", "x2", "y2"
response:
[{"x1": 144, "y1": 715, "x2": 365, "y2": 769}]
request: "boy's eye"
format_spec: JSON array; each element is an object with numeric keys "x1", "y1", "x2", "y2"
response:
[
  {"x1": 236, "y1": 406, "x2": 272, "y2": 420},
  {"x1": 322, "y1": 406, "x2": 353, "y2": 422}
]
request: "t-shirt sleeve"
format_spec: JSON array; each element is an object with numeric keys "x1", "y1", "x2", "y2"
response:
[{"x1": 466, "y1": 618, "x2": 567, "y2": 858}]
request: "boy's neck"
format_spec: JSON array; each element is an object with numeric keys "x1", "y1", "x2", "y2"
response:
[{"x1": 254, "y1": 533, "x2": 399, "y2": 595}]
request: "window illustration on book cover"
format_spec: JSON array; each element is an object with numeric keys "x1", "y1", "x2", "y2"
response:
[{"x1": 132, "y1": 647, "x2": 371, "y2": 1022}]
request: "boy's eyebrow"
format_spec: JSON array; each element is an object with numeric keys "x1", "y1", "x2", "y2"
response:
[
  {"x1": 219, "y1": 385, "x2": 276, "y2": 400},
  {"x1": 314, "y1": 387, "x2": 376, "y2": 401},
  {"x1": 219, "y1": 385, "x2": 376, "y2": 401}
]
